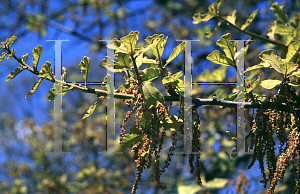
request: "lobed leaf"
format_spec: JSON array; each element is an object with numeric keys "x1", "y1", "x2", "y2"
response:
[
  {"x1": 106, "y1": 39, "x2": 128, "y2": 54},
  {"x1": 192, "y1": 3, "x2": 216, "y2": 24},
  {"x1": 5, "y1": 66, "x2": 23, "y2": 82},
  {"x1": 47, "y1": 88, "x2": 55, "y2": 101},
  {"x1": 25, "y1": 78, "x2": 42, "y2": 98},
  {"x1": 241, "y1": 9, "x2": 258, "y2": 31},
  {"x1": 258, "y1": 49, "x2": 282, "y2": 73},
  {"x1": 120, "y1": 31, "x2": 139, "y2": 53},
  {"x1": 79, "y1": 56, "x2": 90, "y2": 84},
  {"x1": 6, "y1": 48, "x2": 15, "y2": 59},
  {"x1": 245, "y1": 62, "x2": 270, "y2": 73},
  {"x1": 216, "y1": 33, "x2": 235, "y2": 62},
  {"x1": 226, "y1": 9, "x2": 236, "y2": 25},
  {"x1": 32, "y1": 45, "x2": 43, "y2": 67},
  {"x1": 145, "y1": 34, "x2": 167, "y2": 58},
  {"x1": 39, "y1": 61, "x2": 54, "y2": 80},
  {"x1": 270, "y1": 2, "x2": 288, "y2": 24},
  {"x1": 0, "y1": 52, "x2": 8, "y2": 62}
]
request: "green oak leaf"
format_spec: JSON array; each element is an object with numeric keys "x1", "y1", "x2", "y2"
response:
[
  {"x1": 5, "y1": 66, "x2": 23, "y2": 82},
  {"x1": 165, "y1": 42, "x2": 186, "y2": 66},
  {"x1": 47, "y1": 88, "x2": 55, "y2": 101},
  {"x1": 32, "y1": 45, "x2": 43, "y2": 67},
  {"x1": 141, "y1": 68, "x2": 159, "y2": 82},
  {"x1": 192, "y1": 3, "x2": 216, "y2": 24},
  {"x1": 260, "y1": 79, "x2": 282, "y2": 89},
  {"x1": 145, "y1": 34, "x2": 168, "y2": 58},
  {"x1": 223, "y1": 92, "x2": 237, "y2": 101},
  {"x1": 39, "y1": 61, "x2": 54, "y2": 80},
  {"x1": 82, "y1": 100, "x2": 98, "y2": 119},
  {"x1": 25, "y1": 78, "x2": 42, "y2": 98},
  {"x1": 285, "y1": 38, "x2": 300, "y2": 62},
  {"x1": 106, "y1": 38, "x2": 128, "y2": 54},
  {"x1": 270, "y1": 2, "x2": 288, "y2": 24},
  {"x1": 79, "y1": 56, "x2": 90, "y2": 84},
  {"x1": 130, "y1": 126, "x2": 142, "y2": 135},
  {"x1": 280, "y1": 62, "x2": 298, "y2": 77},
  {"x1": 206, "y1": 50, "x2": 233, "y2": 67},
  {"x1": 140, "y1": 82, "x2": 164, "y2": 108},
  {"x1": 246, "y1": 76, "x2": 260, "y2": 93},
  {"x1": 275, "y1": 24, "x2": 293, "y2": 35},
  {"x1": 123, "y1": 134, "x2": 143, "y2": 147},
  {"x1": 6, "y1": 48, "x2": 15, "y2": 59},
  {"x1": 226, "y1": 9, "x2": 236, "y2": 25},
  {"x1": 245, "y1": 62, "x2": 270, "y2": 73},
  {"x1": 121, "y1": 31, "x2": 139, "y2": 53},
  {"x1": 140, "y1": 112, "x2": 153, "y2": 131},
  {"x1": 0, "y1": 52, "x2": 7, "y2": 62},
  {"x1": 258, "y1": 49, "x2": 283, "y2": 73},
  {"x1": 241, "y1": 9, "x2": 258, "y2": 31},
  {"x1": 216, "y1": 33, "x2": 235, "y2": 62}
]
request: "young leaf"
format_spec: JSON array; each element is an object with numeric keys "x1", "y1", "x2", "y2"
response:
[
  {"x1": 22, "y1": 53, "x2": 29, "y2": 64},
  {"x1": 79, "y1": 56, "x2": 90, "y2": 84},
  {"x1": 123, "y1": 134, "x2": 143, "y2": 147},
  {"x1": 32, "y1": 45, "x2": 43, "y2": 67},
  {"x1": 5, "y1": 66, "x2": 23, "y2": 82},
  {"x1": 133, "y1": 38, "x2": 160, "y2": 58},
  {"x1": 258, "y1": 49, "x2": 283, "y2": 73},
  {"x1": 192, "y1": 3, "x2": 216, "y2": 24},
  {"x1": 115, "y1": 52, "x2": 131, "y2": 69},
  {"x1": 270, "y1": 2, "x2": 288, "y2": 24},
  {"x1": 5, "y1": 35, "x2": 17, "y2": 47},
  {"x1": 0, "y1": 52, "x2": 8, "y2": 62},
  {"x1": 145, "y1": 34, "x2": 167, "y2": 58},
  {"x1": 120, "y1": 31, "x2": 139, "y2": 53},
  {"x1": 106, "y1": 39, "x2": 128, "y2": 54},
  {"x1": 82, "y1": 100, "x2": 98, "y2": 120},
  {"x1": 39, "y1": 61, "x2": 54, "y2": 80},
  {"x1": 246, "y1": 76, "x2": 260, "y2": 93},
  {"x1": 6, "y1": 48, "x2": 15, "y2": 59},
  {"x1": 140, "y1": 82, "x2": 164, "y2": 108},
  {"x1": 25, "y1": 78, "x2": 42, "y2": 98},
  {"x1": 241, "y1": 9, "x2": 258, "y2": 31},
  {"x1": 260, "y1": 79, "x2": 282, "y2": 89},
  {"x1": 285, "y1": 38, "x2": 300, "y2": 62},
  {"x1": 245, "y1": 62, "x2": 270, "y2": 73},
  {"x1": 275, "y1": 24, "x2": 293, "y2": 35},
  {"x1": 216, "y1": 33, "x2": 235, "y2": 61},
  {"x1": 162, "y1": 71, "x2": 183, "y2": 84},
  {"x1": 165, "y1": 42, "x2": 186, "y2": 66},
  {"x1": 280, "y1": 62, "x2": 298, "y2": 77},
  {"x1": 206, "y1": 50, "x2": 233, "y2": 67},
  {"x1": 205, "y1": 22, "x2": 222, "y2": 38},
  {"x1": 47, "y1": 88, "x2": 55, "y2": 101},
  {"x1": 62, "y1": 67, "x2": 67, "y2": 82},
  {"x1": 141, "y1": 68, "x2": 160, "y2": 82},
  {"x1": 226, "y1": 9, "x2": 236, "y2": 25},
  {"x1": 140, "y1": 112, "x2": 153, "y2": 131}
]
